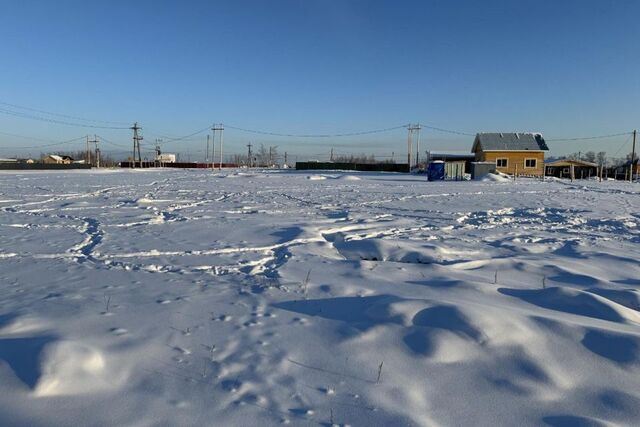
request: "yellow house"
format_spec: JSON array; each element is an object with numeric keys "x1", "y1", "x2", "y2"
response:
[{"x1": 472, "y1": 133, "x2": 549, "y2": 176}]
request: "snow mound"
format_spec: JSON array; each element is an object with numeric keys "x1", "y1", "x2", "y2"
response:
[
  {"x1": 34, "y1": 341, "x2": 120, "y2": 397},
  {"x1": 481, "y1": 172, "x2": 511, "y2": 182},
  {"x1": 335, "y1": 175, "x2": 361, "y2": 181},
  {"x1": 499, "y1": 287, "x2": 640, "y2": 323},
  {"x1": 0, "y1": 314, "x2": 45, "y2": 336}
]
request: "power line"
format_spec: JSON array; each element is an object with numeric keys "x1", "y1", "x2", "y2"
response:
[
  {"x1": 0, "y1": 100, "x2": 129, "y2": 125},
  {"x1": 0, "y1": 135, "x2": 87, "y2": 149},
  {"x1": 612, "y1": 133, "x2": 634, "y2": 157},
  {"x1": 546, "y1": 132, "x2": 632, "y2": 142},
  {"x1": 419, "y1": 124, "x2": 474, "y2": 136},
  {"x1": 95, "y1": 135, "x2": 129, "y2": 148},
  {"x1": 224, "y1": 123, "x2": 409, "y2": 138},
  {"x1": 0, "y1": 108, "x2": 129, "y2": 129},
  {"x1": 147, "y1": 126, "x2": 211, "y2": 144}
]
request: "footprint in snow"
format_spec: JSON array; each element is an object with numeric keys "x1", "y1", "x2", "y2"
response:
[
  {"x1": 110, "y1": 327, "x2": 127, "y2": 336},
  {"x1": 318, "y1": 387, "x2": 335, "y2": 395},
  {"x1": 289, "y1": 408, "x2": 314, "y2": 416},
  {"x1": 173, "y1": 346, "x2": 191, "y2": 355}
]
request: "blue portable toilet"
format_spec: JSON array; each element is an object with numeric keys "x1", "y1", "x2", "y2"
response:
[{"x1": 427, "y1": 161, "x2": 445, "y2": 181}]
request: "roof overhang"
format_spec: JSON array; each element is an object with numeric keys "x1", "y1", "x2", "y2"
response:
[
  {"x1": 481, "y1": 150, "x2": 546, "y2": 153},
  {"x1": 546, "y1": 159, "x2": 598, "y2": 167}
]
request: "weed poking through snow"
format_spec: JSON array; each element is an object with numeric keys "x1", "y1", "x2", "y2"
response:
[
  {"x1": 303, "y1": 269, "x2": 311, "y2": 299},
  {"x1": 103, "y1": 294, "x2": 111, "y2": 313}
]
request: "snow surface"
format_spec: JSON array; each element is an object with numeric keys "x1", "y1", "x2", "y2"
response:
[{"x1": 0, "y1": 169, "x2": 639, "y2": 426}]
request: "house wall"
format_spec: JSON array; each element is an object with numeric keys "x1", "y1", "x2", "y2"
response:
[{"x1": 476, "y1": 151, "x2": 545, "y2": 176}]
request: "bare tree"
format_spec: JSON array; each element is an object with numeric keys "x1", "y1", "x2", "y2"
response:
[
  {"x1": 583, "y1": 151, "x2": 596, "y2": 163},
  {"x1": 256, "y1": 144, "x2": 269, "y2": 167}
]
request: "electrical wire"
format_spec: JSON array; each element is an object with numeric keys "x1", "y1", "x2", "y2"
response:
[
  {"x1": 419, "y1": 124, "x2": 475, "y2": 136},
  {"x1": 95, "y1": 135, "x2": 129, "y2": 148},
  {"x1": 611, "y1": 133, "x2": 633, "y2": 157},
  {"x1": 0, "y1": 108, "x2": 129, "y2": 129},
  {"x1": 0, "y1": 135, "x2": 87, "y2": 149},
  {"x1": 0, "y1": 98, "x2": 636, "y2": 151},
  {"x1": 147, "y1": 126, "x2": 212, "y2": 144},
  {"x1": 224, "y1": 124, "x2": 409, "y2": 138},
  {"x1": 546, "y1": 132, "x2": 632, "y2": 142},
  {"x1": 0, "y1": 100, "x2": 129, "y2": 125}
]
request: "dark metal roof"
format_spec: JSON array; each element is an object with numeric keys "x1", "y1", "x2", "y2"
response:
[
  {"x1": 472, "y1": 133, "x2": 549, "y2": 152},
  {"x1": 428, "y1": 153, "x2": 475, "y2": 161}
]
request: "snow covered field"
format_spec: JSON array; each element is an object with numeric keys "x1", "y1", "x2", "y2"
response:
[{"x1": 0, "y1": 169, "x2": 639, "y2": 426}]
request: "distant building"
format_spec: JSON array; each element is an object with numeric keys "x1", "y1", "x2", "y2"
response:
[
  {"x1": 545, "y1": 159, "x2": 598, "y2": 179},
  {"x1": 612, "y1": 158, "x2": 639, "y2": 180},
  {"x1": 0, "y1": 158, "x2": 35, "y2": 164},
  {"x1": 43, "y1": 154, "x2": 74, "y2": 164},
  {"x1": 471, "y1": 132, "x2": 549, "y2": 176},
  {"x1": 156, "y1": 153, "x2": 176, "y2": 163}
]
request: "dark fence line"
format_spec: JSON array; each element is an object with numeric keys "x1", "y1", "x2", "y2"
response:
[
  {"x1": 0, "y1": 163, "x2": 91, "y2": 170},
  {"x1": 296, "y1": 162, "x2": 409, "y2": 172},
  {"x1": 119, "y1": 162, "x2": 239, "y2": 169}
]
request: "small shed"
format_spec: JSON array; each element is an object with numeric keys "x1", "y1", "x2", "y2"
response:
[
  {"x1": 427, "y1": 152, "x2": 475, "y2": 180},
  {"x1": 545, "y1": 159, "x2": 598, "y2": 179}
]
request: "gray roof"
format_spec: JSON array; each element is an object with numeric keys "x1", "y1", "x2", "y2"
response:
[{"x1": 472, "y1": 133, "x2": 549, "y2": 152}]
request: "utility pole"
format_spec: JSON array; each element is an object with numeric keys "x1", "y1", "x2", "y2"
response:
[
  {"x1": 247, "y1": 143, "x2": 253, "y2": 167},
  {"x1": 155, "y1": 139, "x2": 162, "y2": 167},
  {"x1": 130, "y1": 122, "x2": 142, "y2": 168},
  {"x1": 631, "y1": 129, "x2": 637, "y2": 182},
  {"x1": 210, "y1": 127, "x2": 216, "y2": 171},
  {"x1": 330, "y1": 147, "x2": 334, "y2": 162},
  {"x1": 414, "y1": 124, "x2": 421, "y2": 168},
  {"x1": 86, "y1": 135, "x2": 91, "y2": 166},
  {"x1": 284, "y1": 151, "x2": 288, "y2": 167},
  {"x1": 407, "y1": 124, "x2": 421, "y2": 171},
  {"x1": 269, "y1": 146, "x2": 273, "y2": 166},
  {"x1": 211, "y1": 124, "x2": 224, "y2": 171},
  {"x1": 407, "y1": 125, "x2": 413, "y2": 170},
  {"x1": 206, "y1": 134, "x2": 210, "y2": 163},
  {"x1": 88, "y1": 135, "x2": 99, "y2": 167}
]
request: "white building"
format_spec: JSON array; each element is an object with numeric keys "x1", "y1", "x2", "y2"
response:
[{"x1": 156, "y1": 153, "x2": 176, "y2": 163}]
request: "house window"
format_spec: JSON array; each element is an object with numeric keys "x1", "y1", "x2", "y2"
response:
[
  {"x1": 525, "y1": 158, "x2": 537, "y2": 168},
  {"x1": 496, "y1": 158, "x2": 508, "y2": 168}
]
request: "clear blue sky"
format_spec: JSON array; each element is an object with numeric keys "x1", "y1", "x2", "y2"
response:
[{"x1": 0, "y1": 0, "x2": 639, "y2": 160}]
